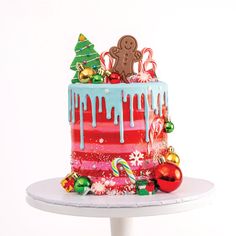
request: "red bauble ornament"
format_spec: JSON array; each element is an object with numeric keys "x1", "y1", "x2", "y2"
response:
[
  {"x1": 109, "y1": 72, "x2": 121, "y2": 84},
  {"x1": 155, "y1": 157, "x2": 182, "y2": 193}
]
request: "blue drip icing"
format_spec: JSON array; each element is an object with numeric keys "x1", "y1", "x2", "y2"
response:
[
  {"x1": 68, "y1": 82, "x2": 168, "y2": 150},
  {"x1": 79, "y1": 99, "x2": 84, "y2": 149},
  {"x1": 68, "y1": 88, "x2": 71, "y2": 121}
]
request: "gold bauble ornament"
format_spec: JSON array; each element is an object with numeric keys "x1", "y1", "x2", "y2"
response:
[
  {"x1": 165, "y1": 146, "x2": 180, "y2": 166},
  {"x1": 79, "y1": 68, "x2": 95, "y2": 83}
]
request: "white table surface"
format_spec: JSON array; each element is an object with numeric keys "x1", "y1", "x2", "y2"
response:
[{"x1": 26, "y1": 177, "x2": 214, "y2": 218}]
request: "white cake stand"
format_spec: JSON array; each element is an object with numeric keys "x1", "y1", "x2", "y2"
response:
[{"x1": 26, "y1": 177, "x2": 214, "y2": 236}]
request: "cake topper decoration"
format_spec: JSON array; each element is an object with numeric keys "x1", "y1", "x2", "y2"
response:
[
  {"x1": 70, "y1": 33, "x2": 101, "y2": 83},
  {"x1": 109, "y1": 35, "x2": 142, "y2": 83}
]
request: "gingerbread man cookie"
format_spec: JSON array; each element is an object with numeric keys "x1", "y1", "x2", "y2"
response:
[{"x1": 109, "y1": 35, "x2": 142, "y2": 83}]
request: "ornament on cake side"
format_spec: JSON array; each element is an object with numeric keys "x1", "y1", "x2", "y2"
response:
[
  {"x1": 154, "y1": 156, "x2": 182, "y2": 193},
  {"x1": 164, "y1": 119, "x2": 175, "y2": 133},
  {"x1": 109, "y1": 35, "x2": 142, "y2": 83},
  {"x1": 70, "y1": 33, "x2": 101, "y2": 83},
  {"x1": 165, "y1": 146, "x2": 180, "y2": 166}
]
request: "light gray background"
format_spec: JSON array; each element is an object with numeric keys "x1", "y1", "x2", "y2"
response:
[{"x1": 1, "y1": 0, "x2": 235, "y2": 235}]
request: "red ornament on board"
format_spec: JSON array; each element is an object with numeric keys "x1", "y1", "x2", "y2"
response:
[
  {"x1": 154, "y1": 157, "x2": 182, "y2": 193},
  {"x1": 109, "y1": 72, "x2": 121, "y2": 84}
]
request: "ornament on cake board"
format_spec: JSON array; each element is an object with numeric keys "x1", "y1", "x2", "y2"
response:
[
  {"x1": 154, "y1": 156, "x2": 182, "y2": 193},
  {"x1": 74, "y1": 176, "x2": 92, "y2": 195},
  {"x1": 70, "y1": 33, "x2": 101, "y2": 83}
]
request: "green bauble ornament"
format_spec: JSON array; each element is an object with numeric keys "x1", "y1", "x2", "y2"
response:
[
  {"x1": 74, "y1": 176, "x2": 91, "y2": 195},
  {"x1": 92, "y1": 74, "x2": 104, "y2": 84},
  {"x1": 164, "y1": 121, "x2": 174, "y2": 133}
]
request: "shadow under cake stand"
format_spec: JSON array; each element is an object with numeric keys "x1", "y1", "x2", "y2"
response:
[{"x1": 26, "y1": 177, "x2": 214, "y2": 236}]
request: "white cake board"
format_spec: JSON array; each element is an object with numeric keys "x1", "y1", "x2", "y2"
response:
[{"x1": 26, "y1": 177, "x2": 214, "y2": 236}]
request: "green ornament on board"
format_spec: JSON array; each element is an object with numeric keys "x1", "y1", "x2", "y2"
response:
[{"x1": 74, "y1": 176, "x2": 91, "y2": 195}]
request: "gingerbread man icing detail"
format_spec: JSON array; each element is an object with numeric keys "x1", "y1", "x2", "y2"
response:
[{"x1": 109, "y1": 35, "x2": 142, "y2": 83}]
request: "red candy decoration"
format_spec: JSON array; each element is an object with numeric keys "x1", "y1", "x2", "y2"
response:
[
  {"x1": 109, "y1": 72, "x2": 121, "y2": 84},
  {"x1": 155, "y1": 157, "x2": 182, "y2": 193}
]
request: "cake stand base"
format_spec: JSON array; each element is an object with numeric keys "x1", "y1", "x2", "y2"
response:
[
  {"x1": 110, "y1": 218, "x2": 133, "y2": 236},
  {"x1": 26, "y1": 177, "x2": 214, "y2": 236}
]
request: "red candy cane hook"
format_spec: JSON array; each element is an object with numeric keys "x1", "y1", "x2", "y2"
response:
[
  {"x1": 100, "y1": 51, "x2": 114, "y2": 70},
  {"x1": 138, "y1": 48, "x2": 154, "y2": 73},
  {"x1": 143, "y1": 60, "x2": 157, "y2": 73}
]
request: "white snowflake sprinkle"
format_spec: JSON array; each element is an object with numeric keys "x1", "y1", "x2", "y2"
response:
[
  {"x1": 129, "y1": 150, "x2": 144, "y2": 166},
  {"x1": 104, "y1": 89, "x2": 110, "y2": 94},
  {"x1": 99, "y1": 138, "x2": 104, "y2": 143}
]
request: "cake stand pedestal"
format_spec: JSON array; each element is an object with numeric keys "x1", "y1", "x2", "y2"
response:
[{"x1": 26, "y1": 177, "x2": 214, "y2": 236}]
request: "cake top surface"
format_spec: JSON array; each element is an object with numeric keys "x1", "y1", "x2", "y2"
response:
[{"x1": 69, "y1": 81, "x2": 167, "y2": 89}]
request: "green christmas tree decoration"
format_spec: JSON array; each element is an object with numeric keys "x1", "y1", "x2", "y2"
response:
[{"x1": 70, "y1": 34, "x2": 101, "y2": 82}]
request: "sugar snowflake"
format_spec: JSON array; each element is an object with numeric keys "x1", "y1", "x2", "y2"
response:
[{"x1": 129, "y1": 150, "x2": 144, "y2": 166}]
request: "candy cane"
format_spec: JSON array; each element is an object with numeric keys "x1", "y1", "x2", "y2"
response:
[
  {"x1": 143, "y1": 60, "x2": 157, "y2": 73},
  {"x1": 138, "y1": 48, "x2": 154, "y2": 73},
  {"x1": 111, "y1": 158, "x2": 136, "y2": 184},
  {"x1": 100, "y1": 51, "x2": 114, "y2": 70}
]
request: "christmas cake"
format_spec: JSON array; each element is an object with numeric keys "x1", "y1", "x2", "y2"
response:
[{"x1": 61, "y1": 34, "x2": 183, "y2": 196}]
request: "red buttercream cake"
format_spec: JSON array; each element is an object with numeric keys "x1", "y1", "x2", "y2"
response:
[{"x1": 61, "y1": 34, "x2": 182, "y2": 196}]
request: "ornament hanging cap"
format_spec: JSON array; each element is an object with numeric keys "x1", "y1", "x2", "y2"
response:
[
  {"x1": 76, "y1": 63, "x2": 84, "y2": 72},
  {"x1": 168, "y1": 146, "x2": 175, "y2": 152},
  {"x1": 158, "y1": 156, "x2": 166, "y2": 164}
]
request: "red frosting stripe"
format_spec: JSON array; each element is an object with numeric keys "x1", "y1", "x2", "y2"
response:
[{"x1": 71, "y1": 128, "x2": 147, "y2": 144}]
